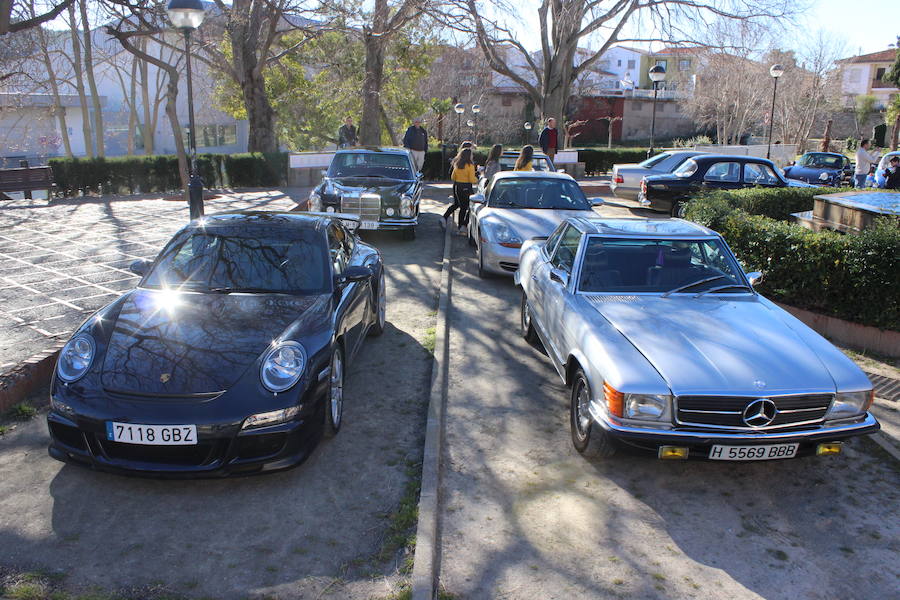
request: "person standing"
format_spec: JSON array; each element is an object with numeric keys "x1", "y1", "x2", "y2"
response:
[
  {"x1": 403, "y1": 118, "x2": 428, "y2": 172},
  {"x1": 854, "y1": 139, "x2": 879, "y2": 188},
  {"x1": 482, "y1": 144, "x2": 503, "y2": 182},
  {"x1": 338, "y1": 117, "x2": 358, "y2": 148},
  {"x1": 539, "y1": 117, "x2": 559, "y2": 162},
  {"x1": 445, "y1": 147, "x2": 476, "y2": 233},
  {"x1": 514, "y1": 145, "x2": 534, "y2": 171}
]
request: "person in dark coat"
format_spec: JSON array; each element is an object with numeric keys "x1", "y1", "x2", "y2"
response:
[
  {"x1": 338, "y1": 117, "x2": 358, "y2": 148},
  {"x1": 538, "y1": 117, "x2": 559, "y2": 162},
  {"x1": 403, "y1": 118, "x2": 428, "y2": 172},
  {"x1": 883, "y1": 156, "x2": 900, "y2": 189}
]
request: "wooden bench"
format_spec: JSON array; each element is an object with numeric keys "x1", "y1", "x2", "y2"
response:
[{"x1": 0, "y1": 166, "x2": 55, "y2": 200}]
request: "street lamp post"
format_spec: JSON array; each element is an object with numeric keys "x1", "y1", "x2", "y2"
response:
[
  {"x1": 766, "y1": 64, "x2": 784, "y2": 160},
  {"x1": 647, "y1": 64, "x2": 666, "y2": 159},
  {"x1": 471, "y1": 104, "x2": 480, "y2": 145},
  {"x1": 454, "y1": 103, "x2": 465, "y2": 144},
  {"x1": 167, "y1": 0, "x2": 206, "y2": 221},
  {"x1": 523, "y1": 121, "x2": 532, "y2": 146}
]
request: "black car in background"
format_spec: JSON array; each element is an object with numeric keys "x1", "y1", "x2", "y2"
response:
[
  {"x1": 783, "y1": 152, "x2": 853, "y2": 187},
  {"x1": 48, "y1": 212, "x2": 386, "y2": 477},
  {"x1": 310, "y1": 147, "x2": 422, "y2": 239},
  {"x1": 639, "y1": 154, "x2": 815, "y2": 216}
]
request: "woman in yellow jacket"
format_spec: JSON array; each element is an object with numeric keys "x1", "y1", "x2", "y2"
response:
[
  {"x1": 514, "y1": 145, "x2": 534, "y2": 171},
  {"x1": 444, "y1": 148, "x2": 477, "y2": 232}
]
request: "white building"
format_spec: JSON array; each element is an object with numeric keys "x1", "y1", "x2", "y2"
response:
[{"x1": 837, "y1": 49, "x2": 898, "y2": 109}]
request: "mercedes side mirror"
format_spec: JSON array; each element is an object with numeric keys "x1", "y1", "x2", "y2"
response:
[
  {"x1": 337, "y1": 265, "x2": 372, "y2": 284},
  {"x1": 470, "y1": 193, "x2": 485, "y2": 204},
  {"x1": 590, "y1": 197, "x2": 604, "y2": 206},
  {"x1": 746, "y1": 271, "x2": 763, "y2": 286},
  {"x1": 129, "y1": 258, "x2": 152, "y2": 276},
  {"x1": 550, "y1": 268, "x2": 569, "y2": 287}
]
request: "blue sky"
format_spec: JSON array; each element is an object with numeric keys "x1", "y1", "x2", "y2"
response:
[{"x1": 801, "y1": 0, "x2": 896, "y2": 56}]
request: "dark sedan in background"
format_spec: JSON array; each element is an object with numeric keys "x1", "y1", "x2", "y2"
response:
[
  {"x1": 783, "y1": 152, "x2": 852, "y2": 187},
  {"x1": 611, "y1": 150, "x2": 704, "y2": 200},
  {"x1": 639, "y1": 154, "x2": 814, "y2": 216},
  {"x1": 48, "y1": 212, "x2": 386, "y2": 477},
  {"x1": 310, "y1": 147, "x2": 422, "y2": 239}
]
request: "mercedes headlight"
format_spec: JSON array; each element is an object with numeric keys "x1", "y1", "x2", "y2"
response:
[
  {"x1": 400, "y1": 194, "x2": 414, "y2": 217},
  {"x1": 826, "y1": 390, "x2": 873, "y2": 420},
  {"x1": 309, "y1": 191, "x2": 322, "y2": 212},
  {"x1": 260, "y1": 341, "x2": 306, "y2": 393},
  {"x1": 624, "y1": 393, "x2": 670, "y2": 420},
  {"x1": 57, "y1": 333, "x2": 96, "y2": 383},
  {"x1": 485, "y1": 221, "x2": 522, "y2": 248}
]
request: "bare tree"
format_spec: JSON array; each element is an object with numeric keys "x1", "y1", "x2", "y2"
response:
[
  {"x1": 452, "y1": 0, "x2": 792, "y2": 124},
  {"x1": 65, "y1": 1, "x2": 94, "y2": 156},
  {"x1": 1, "y1": 0, "x2": 77, "y2": 36}
]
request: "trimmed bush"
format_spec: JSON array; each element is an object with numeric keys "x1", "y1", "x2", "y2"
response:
[
  {"x1": 685, "y1": 192, "x2": 900, "y2": 330},
  {"x1": 49, "y1": 152, "x2": 288, "y2": 197},
  {"x1": 576, "y1": 148, "x2": 648, "y2": 175},
  {"x1": 689, "y1": 186, "x2": 829, "y2": 221}
]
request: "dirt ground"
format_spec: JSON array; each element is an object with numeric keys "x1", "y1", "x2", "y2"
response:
[{"x1": 0, "y1": 195, "x2": 449, "y2": 600}]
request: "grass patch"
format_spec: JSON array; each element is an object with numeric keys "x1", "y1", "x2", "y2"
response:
[
  {"x1": 0, "y1": 425, "x2": 9, "y2": 436},
  {"x1": 5, "y1": 582, "x2": 45, "y2": 600},
  {"x1": 9, "y1": 402, "x2": 37, "y2": 420},
  {"x1": 422, "y1": 327, "x2": 436, "y2": 355},
  {"x1": 651, "y1": 573, "x2": 666, "y2": 581},
  {"x1": 373, "y1": 459, "x2": 422, "y2": 565},
  {"x1": 767, "y1": 548, "x2": 789, "y2": 561}
]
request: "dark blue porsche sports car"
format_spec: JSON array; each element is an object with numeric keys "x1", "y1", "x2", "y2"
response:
[
  {"x1": 782, "y1": 152, "x2": 852, "y2": 187},
  {"x1": 47, "y1": 212, "x2": 386, "y2": 477}
]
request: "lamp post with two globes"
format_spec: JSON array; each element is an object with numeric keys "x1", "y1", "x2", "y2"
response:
[
  {"x1": 766, "y1": 64, "x2": 784, "y2": 160},
  {"x1": 523, "y1": 121, "x2": 532, "y2": 146},
  {"x1": 454, "y1": 103, "x2": 465, "y2": 144},
  {"x1": 471, "y1": 104, "x2": 480, "y2": 145},
  {"x1": 166, "y1": 0, "x2": 206, "y2": 220},
  {"x1": 647, "y1": 64, "x2": 666, "y2": 159}
]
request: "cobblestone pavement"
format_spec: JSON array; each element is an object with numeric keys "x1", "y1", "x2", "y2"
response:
[{"x1": 0, "y1": 189, "x2": 308, "y2": 374}]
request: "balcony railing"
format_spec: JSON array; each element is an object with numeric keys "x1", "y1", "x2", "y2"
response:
[{"x1": 871, "y1": 79, "x2": 897, "y2": 89}]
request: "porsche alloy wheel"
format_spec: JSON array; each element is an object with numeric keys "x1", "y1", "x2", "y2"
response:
[
  {"x1": 324, "y1": 347, "x2": 344, "y2": 437},
  {"x1": 369, "y1": 270, "x2": 386, "y2": 336},
  {"x1": 520, "y1": 293, "x2": 539, "y2": 345}
]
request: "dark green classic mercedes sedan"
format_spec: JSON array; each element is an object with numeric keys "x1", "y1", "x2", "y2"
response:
[{"x1": 309, "y1": 147, "x2": 423, "y2": 240}]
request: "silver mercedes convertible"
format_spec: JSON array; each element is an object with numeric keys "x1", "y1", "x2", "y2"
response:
[{"x1": 515, "y1": 217, "x2": 879, "y2": 461}]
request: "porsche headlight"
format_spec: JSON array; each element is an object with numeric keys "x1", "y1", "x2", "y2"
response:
[
  {"x1": 485, "y1": 221, "x2": 522, "y2": 248},
  {"x1": 309, "y1": 191, "x2": 322, "y2": 212},
  {"x1": 260, "y1": 342, "x2": 306, "y2": 393},
  {"x1": 624, "y1": 393, "x2": 670, "y2": 420},
  {"x1": 242, "y1": 406, "x2": 300, "y2": 430},
  {"x1": 818, "y1": 172, "x2": 829, "y2": 182},
  {"x1": 826, "y1": 390, "x2": 873, "y2": 420},
  {"x1": 400, "y1": 194, "x2": 414, "y2": 217},
  {"x1": 57, "y1": 333, "x2": 96, "y2": 383}
]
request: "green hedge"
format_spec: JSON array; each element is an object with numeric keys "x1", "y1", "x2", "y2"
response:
[
  {"x1": 576, "y1": 148, "x2": 648, "y2": 175},
  {"x1": 684, "y1": 192, "x2": 900, "y2": 330},
  {"x1": 688, "y1": 186, "x2": 830, "y2": 221},
  {"x1": 49, "y1": 152, "x2": 287, "y2": 197}
]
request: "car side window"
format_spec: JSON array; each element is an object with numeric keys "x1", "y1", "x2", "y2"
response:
[
  {"x1": 550, "y1": 226, "x2": 581, "y2": 273},
  {"x1": 703, "y1": 162, "x2": 740, "y2": 183},
  {"x1": 543, "y1": 223, "x2": 566, "y2": 258},
  {"x1": 327, "y1": 225, "x2": 350, "y2": 274},
  {"x1": 743, "y1": 163, "x2": 779, "y2": 185}
]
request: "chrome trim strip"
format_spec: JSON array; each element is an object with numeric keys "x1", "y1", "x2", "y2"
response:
[
  {"x1": 679, "y1": 409, "x2": 742, "y2": 415},
  {"x1": 674, "y1": 393, "x2": 833, "y2": 431},
  {"x1": 317, "y1": 367, "x2": 331, "y2": 382},
  {"x1": 675, "y1": 418, "x2": 826, "y2": 431}
]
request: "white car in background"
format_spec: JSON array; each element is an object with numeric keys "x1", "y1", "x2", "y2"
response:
[
  {"x1": 611, "y1": 151, "x2": 704, "y2": 200},
  {"x1": 873, "y1": 151, "x2": 900, "y2": 188}
]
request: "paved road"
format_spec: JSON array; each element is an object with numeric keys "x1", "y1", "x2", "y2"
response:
[
  {"x1": 0, "y1": 196, "x2": 448, "y2": 599},
  {"x1": 438, "y1": 213, "x2": 899, "y2": 599}
]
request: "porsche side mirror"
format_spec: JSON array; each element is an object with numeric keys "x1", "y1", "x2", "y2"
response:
[
  {"x1": 470, "y1": 193, "x2": 485, "y2": 204},
  {"x1": 320, "y1": 170, "x2": 328, "y2": 177},
  {"x1": 129, "y1": 258, "x2": 152, "y2": 276},
  {"x1": 590, "y1": 197, "x2": 604, "y2": 206},
  {"x1": 550, "y1": 268, "x2": 569, "y2": 287},
  {"x1": 746, "y1": 271, "x2": 763, "y2": 286},
  {"x1": 338, "y1": 265, "x2": 373, "y2": 284}
]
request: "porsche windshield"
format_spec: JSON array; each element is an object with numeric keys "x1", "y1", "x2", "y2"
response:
[
  {"x1": 329, "y1": 152, "x2": 413, "y2": 179},
  {"x1": 797, "y1": 153, "x2": 843, "y2": 169},
  {"x1": 578, "y1": 237, "x2": 747, "y2": 294},
  {"x1": 142, "y1": 228, "x2": 329, "y2": 294},
  {"x1": 489, "y1": 178, "x2": 591, "y2": 210}
]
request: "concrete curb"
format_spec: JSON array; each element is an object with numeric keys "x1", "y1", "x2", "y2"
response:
[
  {"x1": 411, "y1": 221, "x2": 452, "y2": 600},
  {"x1": 871, "y1": 433, "x2": 900, "y2": 462},
  {"x1": 0, "y1": 342, "x2": 63, "y2": 413}
]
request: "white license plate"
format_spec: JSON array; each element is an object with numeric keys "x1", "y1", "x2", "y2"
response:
[
  {"x1": 709, "y1": 443, "x2": 798, "y2": 461},
  {"x1": 359, "y1": 221, "x2": 378, "y2": 230},
  {"x1": 106, "y1": 422, "x2": 198, "y2": 446}
]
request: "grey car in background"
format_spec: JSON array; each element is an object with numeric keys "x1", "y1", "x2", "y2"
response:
[
  {"x1": 468, "y1": 171, "x2": 601, "y2": 277},
  {"x1": 611, "y1": 151, "x2": 704, "y2": 200},
  {"x1": 516, "y1": 216, "x2": 878, "y2": 461}
]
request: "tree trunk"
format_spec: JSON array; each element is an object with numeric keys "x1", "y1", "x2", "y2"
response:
[
  {"x1": 360, "y1": 31, "x2": 386, "y2": 146},
  {"x1": 240, "y1": 67, "x2": 277, "y2": 152},
  {"x1": 79, "y1": 0, "x2": 104, "y2": 156},
  {"x1": 67, "y1": 3, "x2": 93, "y2": 157},
  {"x1": 127, "y1": 54, "x2": 138, "y2": 155},
  {"x1": 36, "y1": 22, "x2": 72, "y2": 157},
  {"x1": 821, "y1": 119, "x2": 832, "y2": 152},
  {"x1": 139, "y1": 38, "x2": 153, "y2": 154},
  {"x1": 891, "y1": 112, "x2": 899, "y2": 151},
  {"x1": 228, "y1": 6, "x2": 278, "y2": 154}
]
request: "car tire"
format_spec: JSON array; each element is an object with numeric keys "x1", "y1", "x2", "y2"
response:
[
  {"x1": 467, "y1": 222, "x2": 476, "y2": 247},
  {"x1": 520, "y1": 292, "x2": 539, "y2": 345},
  {"x1": 570, "y1": 367, "x2": 616, "y2": 459},
  {"x1": 368, "y1": 269, "x2": 386, "y2": 337},
  {"x1": 401, "y1": 227, "x2": 416, "y2": 241},
  {"x1": 671, "y1": 201, "x2": 685, "y2": 218},
  {"x1": 323, "y1": 346, "x2": 345, "y2": 438},
  {"x1": 477, "y1": 230, "x2": 491, "y2": 278}
]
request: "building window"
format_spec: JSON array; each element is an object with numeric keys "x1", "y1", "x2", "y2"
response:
[
  {"x1": 502, "y1": 96, "x2": 512, "y2": 107},
  {"x1": 655, "y1": 59, "x2": 668, "y2": 69},
  {"x1": 849, "y1": 68, "x2": 861, "y2": 83},
  {"x1": 678, "y1": 59, "x2": 691, "y2": 71},
  {"x1": 184, "y1": 124, "x2": 238, "y2": 148},
  {"x1": 875, "y1": 67, "x2": 886, "y2": 81},
  {"x1": 617, "y1": 59, "x2": 622, "y2": 67},
  {"x1": 627, "y1": 59, "x2": 636, "y2": 69}
]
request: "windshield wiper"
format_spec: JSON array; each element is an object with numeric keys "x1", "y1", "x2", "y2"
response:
[
  {"x1": 207, "y1": 286, "x2": 280, "y2": 294},
  {"x1": 694, "y1": 283, "x2": 753, "y2": 297},
  {"x1": 661, "y1": 275, "x2": 726, "y2": 297}
]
